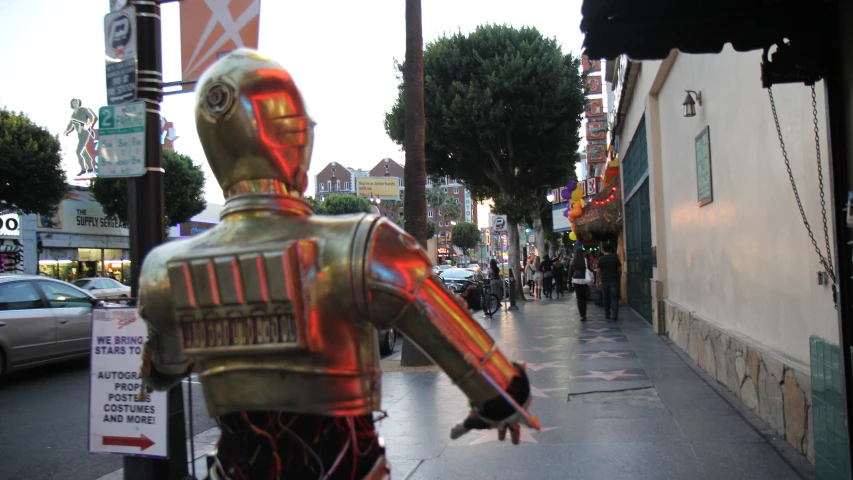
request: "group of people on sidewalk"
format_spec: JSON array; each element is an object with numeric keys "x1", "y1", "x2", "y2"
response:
[{"x1": 523, "y1": 243, "x2": 622, "y2": 322}]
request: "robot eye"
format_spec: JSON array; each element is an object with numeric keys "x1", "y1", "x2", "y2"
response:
[{"x1": 203, "y1": 82, "x2": 234, "y2": 117}]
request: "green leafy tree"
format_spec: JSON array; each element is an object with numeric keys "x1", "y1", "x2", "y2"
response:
[
  {"x1": 380, "y1": 197, "x2": 403, "y2": 217},
  {"x1": 385, "y1": 24, "x2": 585, "y2": 296},
  {"x1": 320, "y1": 194, "x2": 373, "y2": 215},
  {"x1": 426, "y1": 182, "x2": 461, "y2": 223},
  {"x1": 397, "y1": 215, "x2": 435, "y2": 238},
  {"x1": 305, "y1": 196, "x2": 327, "y2": 214},
  {"x1": 451, "y1": 221, "x2": 480, "y2": 257},
  {"x1": 91, "y1": 149, "x2": 206, "y2": 227},
  {"x1": 0, "y1": 107, "x2": 68, "y2": 215}
]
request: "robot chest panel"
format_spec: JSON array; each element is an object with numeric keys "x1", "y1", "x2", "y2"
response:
[{"x1": 165, "y1": 240, "x2": 317, "y2": 355}]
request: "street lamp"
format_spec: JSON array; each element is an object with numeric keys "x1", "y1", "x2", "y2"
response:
[
  {"x1": 683, "y1": 90, "x2": 702, "y2": 118},
  {"x1": 546, "y1": 192, "x2": 556, "y2": 202}
]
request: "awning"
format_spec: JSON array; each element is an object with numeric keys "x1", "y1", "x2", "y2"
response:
[
  {"x1": 580, "y1": 0, "x2": 834, "y2": 60},
  {"x1": 574, "y1": 183, "x2": 623, "y2": 239}
]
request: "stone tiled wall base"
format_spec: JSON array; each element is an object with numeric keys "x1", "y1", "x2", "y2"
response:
[
  {"x1": 650, "y1": 280, "x2": 666, "y2": 335},
  {"x1": 664, "y1": 301, "x2": 814, "y2": 463}
]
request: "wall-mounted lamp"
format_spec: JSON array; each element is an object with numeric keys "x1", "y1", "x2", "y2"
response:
[
  {"x1": 546, "y1": 193, "x2": 556, "y2": 202},
  {"x1": 683, "y1": 90, "x2": 702, "y2": 118}
]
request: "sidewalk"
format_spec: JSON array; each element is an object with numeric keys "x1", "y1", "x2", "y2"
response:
[
  {"x1": 98, "y1": 297, "x2": 812, "y2": 480},
  {"x1": 379, "y1": 297, "x2": 812, "y2": 480}
]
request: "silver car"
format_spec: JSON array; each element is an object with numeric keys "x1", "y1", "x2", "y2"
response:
[
  {"x1": 0, "y1": 274, "x2": 100, "y2": 377},
  {"x1": 73, "y1": 277, "x2": 131, "y2": 301}
]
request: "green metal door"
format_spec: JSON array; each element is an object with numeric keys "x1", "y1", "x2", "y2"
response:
[
  {"x1": 625, "y1": 180, "x2": 653, "y2": 323},
  {"x1": 622, "y1": 116, "x2": 653, "y2": 323}
]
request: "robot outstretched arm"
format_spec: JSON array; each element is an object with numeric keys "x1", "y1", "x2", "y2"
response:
[{"x1": 359, "y1": 218, "x2": 537, "y2": 441}]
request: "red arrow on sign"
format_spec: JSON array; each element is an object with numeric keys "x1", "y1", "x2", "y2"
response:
[{"x1": 102, "y1": 434, "x2": 155, "y2": 451}]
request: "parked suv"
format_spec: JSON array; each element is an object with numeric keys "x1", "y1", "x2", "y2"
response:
[{"x1": 0, "y1": 275, "x2": 100, "y2": 378}]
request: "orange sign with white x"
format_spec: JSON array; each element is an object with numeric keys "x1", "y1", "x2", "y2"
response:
[{"x1": 179, "y1": 0, "x2": 262, "y2": 89}]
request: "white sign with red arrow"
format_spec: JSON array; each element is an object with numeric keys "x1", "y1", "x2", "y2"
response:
[{"x1": 88, "y1": 307, "x2": 167, "y2": 458}]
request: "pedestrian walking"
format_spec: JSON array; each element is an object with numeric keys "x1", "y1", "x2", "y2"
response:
[
  {"x1": 570, "y1": 249, "x2": 592, "y2": 321},
  {"x1": 596, "y1": 243, "x2": 622, "y2": 320},
  {"x1": 533, "y1": 256, "x2": 544, "y2": 299},
  {"x1": 525, "y1": 258, "x2": 536, "y2": 296},
  {"x1": 553, "y1": 259, "x2": 564, "y2": 298},
  {"x1": 541, "y1": 255, "x2": 554, "y2": 299},
  {"x1": 488, "y1": 258, "x2": 502, "y2": 299}
]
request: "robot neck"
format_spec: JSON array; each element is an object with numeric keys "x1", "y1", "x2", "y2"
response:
[{"x1": 220, "y1": 178, "x2": 313, "y2": 219}]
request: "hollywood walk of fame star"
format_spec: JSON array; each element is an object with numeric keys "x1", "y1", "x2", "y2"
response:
[
  {"x1": 520, "y1": 361, "x2": 567, "y2": 372},
  {"x1": 581, "y1": 328, "x2": 618, "y2": 333},
  {"x1": 469, "y1": 426, "x2": 559, "y2": 445},
  {"x1": 533, "y1": 334, "x2": 560, "y2": 339},
  {"x1": 576, "y1": 350, "x2": 633, "y2": 359},
  {"x1": 581, "y1": 335, "x2": 621, "y2": 343},
  {"x1": 572, "y1": 369, "x2": 643, "y2": 381},
  {"x1": 542, "y1": 326, "x2": 571, "y2": 330},
  {"x1": 527, "y1": 345, "x2": 565, "y2": 353},
  {"x1": 530, "y1": 385, "x2": 569, "y2": 398}
]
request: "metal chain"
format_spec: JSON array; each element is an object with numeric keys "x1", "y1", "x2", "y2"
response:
[
  {"x1": 768, "y1": 87, "x2": 837, "y2": 298},
  {"x1": 811, "y1": 85, "x2": 835, "y2": 282}
]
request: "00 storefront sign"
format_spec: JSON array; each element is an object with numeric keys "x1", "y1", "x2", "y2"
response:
[{"x1": 89, "y1": 307, "x2": 167, "y2": 458}]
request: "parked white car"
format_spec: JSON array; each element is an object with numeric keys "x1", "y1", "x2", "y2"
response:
[
  {"x1": 0, "y1": 275, "x2": 101, "y2": 377},
  {"x1": 72, "y1": 277, "x2": 131, "y2": 302}
]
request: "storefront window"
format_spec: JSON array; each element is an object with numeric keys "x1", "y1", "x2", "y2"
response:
[
  {"x1": 121, "y1": 260, "x2": 131, "y2": 286},
  {"x1": 38, "y1": 261, "x2": 59, "y2": 279},
  {"x1": 102, "y1": 249, "x2": 125, "y2": 283},
  {"x1": 77, "y1": 248, "x2": 102, "y2": 279},
  {"x1": 38, "y1": 260, "x2": 79, "y2": 282}
]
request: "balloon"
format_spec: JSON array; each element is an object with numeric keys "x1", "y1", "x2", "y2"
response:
[
  {"x1": 561, "y1": 189, "x2": 571, "y2": 200},
  {"x1": 571, "y1": 190, "x2": 583, "y2": 201},
  {"x1": 566, "y1": 181, "x2": 578, "y2": 191},
  {"x1": 562, "y1": 210, "x2": 569, "y2": 218},
  {"x1": 578, "y1": 199, "x2": 585, "y2": 206},
  {"x1": 569, "y1": 232, "x2": 577, "y2": 241}
]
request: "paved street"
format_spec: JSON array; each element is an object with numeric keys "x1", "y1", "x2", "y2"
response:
[
  {"x1": 3, "y1": 297, "x2": 811, "y2": 480},
  {"x1": 0, "y1": 360, "x2": 213, "y2": 480}
]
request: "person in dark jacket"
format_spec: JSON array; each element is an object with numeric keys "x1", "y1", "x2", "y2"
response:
[
  {"x1": 541, "y1": 255, "x2": 554, "y2": 299},
  {"x1": 552, "y1": 260, "x2": 564, "y2": 299},
  {"x1": 570, "y1": 249, "x2": 590, "y2": 321}
]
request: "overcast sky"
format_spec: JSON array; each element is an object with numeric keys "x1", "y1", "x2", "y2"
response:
[{"x1": 0, "y1": 0, "x2": 585, "y2": 214}]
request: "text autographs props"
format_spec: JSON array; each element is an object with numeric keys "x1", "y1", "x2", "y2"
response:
[{"x1": 89, "y1": 307, "x2": 167, "y2": 459}]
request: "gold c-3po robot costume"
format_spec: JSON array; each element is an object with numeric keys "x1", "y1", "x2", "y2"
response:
[{"x1": 138, "y1": 49, "x2": 538, "y2": 480}]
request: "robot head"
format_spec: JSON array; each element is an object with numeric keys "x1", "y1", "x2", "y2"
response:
[
  {"x1": 195, "y1": 49, "x2": 315, "y2": 198},
  {"x1": 70, "y1": 99, "x2": 81, "y2": 109}
]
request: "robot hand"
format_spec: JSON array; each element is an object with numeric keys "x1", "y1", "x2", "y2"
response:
[{"x1": 449, "y1": 363, "x2": 540, "y2": 444}]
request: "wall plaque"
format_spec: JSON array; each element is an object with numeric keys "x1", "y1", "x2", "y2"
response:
[{"x1": 695, "y1": 126, "x2": 713, "y2": 207}]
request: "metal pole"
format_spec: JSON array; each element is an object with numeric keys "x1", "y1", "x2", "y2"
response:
[
  {"x1": 124, "y1": 1, "x2": 189, "y2": 479},
  {"x1": 825, "y1": 1, "x2": 853, "y2": 470}
]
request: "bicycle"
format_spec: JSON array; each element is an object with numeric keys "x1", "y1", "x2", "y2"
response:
[{"x1": 480, "y1": 280, "x2": 501, "y2": 317}]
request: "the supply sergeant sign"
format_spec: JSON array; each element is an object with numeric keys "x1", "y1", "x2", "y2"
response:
[{"x1": 88, "y1": 307, "x2": 167, "y2": 458}]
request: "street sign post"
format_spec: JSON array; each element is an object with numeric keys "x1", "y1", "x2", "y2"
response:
[
  {"x1": 88, "y1": 307, "x2": 168, "y2": 459},
  {"x1": 105, "y1": 6, "x2": 138, "y2": 105},
  {"x1": 97, "y1": 102, "x2": 146, "y2": 177}
]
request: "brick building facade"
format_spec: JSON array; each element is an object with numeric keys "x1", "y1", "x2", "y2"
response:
[{"x1": 312, "y1": 158, "x2": 478, "y2": 262}]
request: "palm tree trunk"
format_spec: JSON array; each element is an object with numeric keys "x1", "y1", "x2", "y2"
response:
[
  {"x1": 506, "y1": 220, "x2": 525, "y2": 301},
  {"x1": 400, "y1": 0, "x2": 433, "y2": 367},
  {"x1": 533, "y1": 216, "x2": 546, "y2": 256}
]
